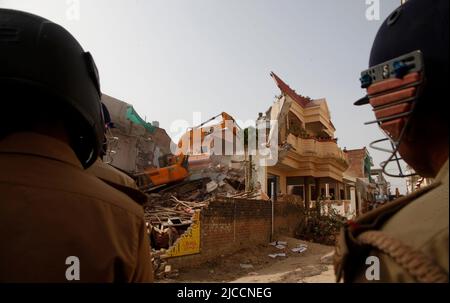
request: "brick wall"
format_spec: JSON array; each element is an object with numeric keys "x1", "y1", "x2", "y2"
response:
[{"x1": 168, "y1": 198, "x2": 304, "y2": 268}]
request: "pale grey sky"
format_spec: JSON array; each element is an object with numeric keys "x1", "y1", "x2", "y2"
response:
[{"x1": 0, "y1": 0, "x2": 409, "y2": 193}]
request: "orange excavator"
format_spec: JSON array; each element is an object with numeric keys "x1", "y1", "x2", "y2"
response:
[{"x1": 135, "y1": 112, "x2": 238, "y2": 191}]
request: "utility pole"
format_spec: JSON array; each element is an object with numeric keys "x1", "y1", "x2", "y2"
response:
[{"x1": 271, "y1": 181, "x2": 275, "y2": 242}]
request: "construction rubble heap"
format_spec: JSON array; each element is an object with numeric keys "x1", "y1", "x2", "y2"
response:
[{"x1": 143, "y1": 154, "x2": 269, "y2": 278}]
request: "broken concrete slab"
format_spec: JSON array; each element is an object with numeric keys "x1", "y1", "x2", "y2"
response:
[
  {"x1": 292, "y1": 247, "x2": 308, "y2": 254},
  {"x1": 206, "y1": 181, "x2": 219, "y2": 193},
  {"x1": 268, "y1": 253, "x2": 287, "y2": 259},
  {"x1": 292, "y1": 244, "x2": 308, "y2": 254},
  {"x1": 270, "y1": 241, "x2": 288, "y2": 247},
  {"x1": 164, "y1": 265, "x2": 172, "y2": 273}
]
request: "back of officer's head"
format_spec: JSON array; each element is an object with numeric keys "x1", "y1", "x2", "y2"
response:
[
  {"x1": 370, "y1": 0, "x2": 449, "y2": 176},
  {"x1": 370, "y1": 0, "x2": 449, "y2": 133},
  {"x1": 0, "y1": 9, "x2": 105, "y2": 168}
]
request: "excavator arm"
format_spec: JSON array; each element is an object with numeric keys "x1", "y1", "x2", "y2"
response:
[{"x1": 136, "y1": 112, "x2": 239, "y2": 191}]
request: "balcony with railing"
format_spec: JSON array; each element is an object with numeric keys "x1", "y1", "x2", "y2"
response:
[{"x1": 286, "y1": 134, "x2": 348, "y2": 165}]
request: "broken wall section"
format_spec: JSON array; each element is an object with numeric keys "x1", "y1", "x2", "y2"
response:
[{"x1": 168, "y1": 198, "x2": 305, "y2": 269}]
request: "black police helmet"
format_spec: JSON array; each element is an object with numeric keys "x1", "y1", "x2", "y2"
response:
[
  {"x1": 355, "y1": 0, "x2": 449, "y2": 107},
  {"x1": 0, "y1": 9, "x2": 104, "y2": 168}
]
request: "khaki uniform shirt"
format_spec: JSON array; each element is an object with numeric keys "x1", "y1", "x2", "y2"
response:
[
  {"x1": 87, "y1": 159, "x2": 148, "y2": 205},
  {"x1": 88, "y1": 159, "x2": 139, "y2": 190},
  {"x1": 0, "y1": 133, "x2": 153, "y2": 282},
  {"x1": 335, "y1": 160, "x2": 449, "y2": 283}
]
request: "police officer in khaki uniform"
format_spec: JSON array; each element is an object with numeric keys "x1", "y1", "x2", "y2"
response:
[
  {"x1": 335, "y1": 0, "x2": 448, "y2": 283},
  {"x1": 0, "y1": 9, "x2": 153, "y2": 282}
]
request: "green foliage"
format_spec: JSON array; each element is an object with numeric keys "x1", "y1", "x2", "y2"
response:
[
  {"x1": 289, "y1": 124, "x2": 310, "y2": 139},
  {"x1": 294, "y1": 203, "x2": 347, "y2": 246}
]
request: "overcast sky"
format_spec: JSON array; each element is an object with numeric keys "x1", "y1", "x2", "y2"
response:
[{"x1": 1, "y1": 0, "x2": 409, "y2": 193}]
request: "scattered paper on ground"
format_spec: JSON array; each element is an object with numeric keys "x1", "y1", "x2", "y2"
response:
[{"x1": 161, "y1": 237, "x2": 336, "y2": 283}]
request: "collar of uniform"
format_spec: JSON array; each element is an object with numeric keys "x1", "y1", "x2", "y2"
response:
[
  {"x1": 0, "y1": 132, "x2": 83, "y2": 169},
  {"x1": 435, "y1": 159, "x2": 449, "y2": 183}
]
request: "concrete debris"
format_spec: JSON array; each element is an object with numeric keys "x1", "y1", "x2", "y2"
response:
[
  {"x1": 292, "y1": 244, "x2": 308, "y2": 254},
  {"x1": 164, "y1": 265, "x2": 172, "y2": 273},
  {"x1": 206, "y1": 181, "x2": 219, "y2": 193},
  {"x1": 144, "y1": 152, "x2": 268, "y2": 280},
  {"x1": 145, "y1": 189, "x2": 209, "y2": 252},
  {"x1": 189, "y1": 154, "x2": 245, "y2": 190},
  {"x1": 152, "y1": 251, "x2": 180, "y2": 280},
  {"x1": 270, "y1": 241, "x2": 288, "y2": 247},
  {"x1": 145, "y1": 155, "x2": 266, "y2": 252},
  {"x1": 145, "y1": 193, "x2": 208, "y2": 223},
  {"x1": 151, "y1": 225, "x2": 181, "y2": 250},
  {"x1": 268, "y1": 253, "x2": 287, "y2": 259}
]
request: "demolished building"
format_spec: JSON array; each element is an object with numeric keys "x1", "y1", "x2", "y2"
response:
[
  {"x1": 344, "y1": 147, "x2": 391, "y2": 215},
  {"x1": 101, "y1": 94, "x2": 173, "y2": 174},
  {"x1": 344, "y1": 147, "x2": 375, "y2": 216},
  {"x1": 256, "y1": 72, "x2": 351, "y2": 217}
]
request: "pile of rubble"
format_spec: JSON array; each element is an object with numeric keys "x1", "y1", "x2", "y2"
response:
[
  {"x1": 143, "y1": 175, "x2": 261, "y2": 241},
  {"x1": 145, "y1": 194, "x2": 208, "y2": 224},
  {"x1": 144, "y1": 154, "x2": 271, "y2": 279},
  {"x1": 144, "y1": 191, "x2": 208, "y2": 279},
  {"x1": 144, "y1": 175, "x2": 268, "y2": 229},
  {"x1": 188, "y1": 154, "x2": 247, "y2": 195},
  {"x1": 152, "y1": 256, "x2": 180, "y2": 280}
]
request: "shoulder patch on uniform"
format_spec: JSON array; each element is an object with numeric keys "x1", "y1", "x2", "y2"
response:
[
  {"x1": 334, "y1": 182, "x2": 442, "y2": 283},
  {"x1": 358, "y1": 231, "x2": 448, "y2": 283}
]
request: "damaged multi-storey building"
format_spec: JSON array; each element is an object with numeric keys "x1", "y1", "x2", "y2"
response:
[
  {"x1": 343, "y1": 147, "x2": 377, "y2": 215},
  {"x1": 343, "y1": 147, "x2": 392, "y2": 215},
  {"x1": 101, "y1": 94, "x2": 173, "y2": 173},
  {"x1": 256, "y1": 72, "x2": 351, "y2": 216}
]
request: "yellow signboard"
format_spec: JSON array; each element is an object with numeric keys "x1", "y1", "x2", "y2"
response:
[{"x1": 164, "y1": 211, "x2": 201, "y2": 258}]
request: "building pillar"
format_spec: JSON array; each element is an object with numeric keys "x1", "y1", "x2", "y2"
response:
[
  {"x1": 280, "y1": 175, "x2": 287, "y2": 195},
  {"x1": 350, "y1": 186, "x2": 357, "y2": 215},
  {"x1": 336, "y1": 181, "x2": 340, "y2": 200},
  {"x1": 304, "y1": 177, "x2": 310, "y2": 208},
  {"x1": 315, "y1": 177, "x2": 321, "y2": 204},
  {"x1": 257, "y1": 155, "x2": 267, "y2": 195}
]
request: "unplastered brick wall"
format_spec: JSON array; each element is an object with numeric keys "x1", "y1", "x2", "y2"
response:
[
  {"x1": 274, "y1": 201, "x2": 305, "y2": 236},
  {"x1": 169, "y1": 198, "x2": 304, "y2": 269}
]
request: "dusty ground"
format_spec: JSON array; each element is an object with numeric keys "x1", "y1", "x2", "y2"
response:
[{"x1": 163, "y1": 237, "x2": 336, "y2": 283}]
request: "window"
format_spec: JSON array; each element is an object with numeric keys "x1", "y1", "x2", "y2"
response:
[
  {"x1": 310, "y1": 185, "x2": 317, "y2": 201},
  {"x1": 288, "y1": 185, "x2": 305, "y2": 201},
  {"x1": 329, "y1": 188, "x2": 336, "y2": 200}
]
